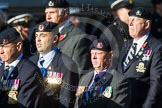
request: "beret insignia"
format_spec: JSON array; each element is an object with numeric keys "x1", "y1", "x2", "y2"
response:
[{"x1": 48, "y1": 1, "x2": 54, "y2": 7}]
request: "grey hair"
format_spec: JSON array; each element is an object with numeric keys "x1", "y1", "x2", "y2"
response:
[{"x1": 58, "y1": 8, "x2": 69, "y2": 16}]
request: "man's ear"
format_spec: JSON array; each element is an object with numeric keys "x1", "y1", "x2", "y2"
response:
[
  {"x1": 16, "y1": 42, "x2": 23, "y2": 51},
  {"x1": 145, "y1": 20, "x2": 151, "y2": 30}
]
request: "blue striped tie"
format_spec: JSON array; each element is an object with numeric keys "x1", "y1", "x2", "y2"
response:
[
  {"x1": 83, "y1": 74, "x2": 100, "y2": 106},
  {"x1": 4, "y1": 65, "x2": 10, "y2": 79},
  {"x1": 123, "y1": 43, "x2": 137, "y2": 70},
  {"x1": 39, "y1": 57, "x2": 45, "y2": 67}
]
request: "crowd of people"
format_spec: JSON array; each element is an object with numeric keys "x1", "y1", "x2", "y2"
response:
[{"x1": 0, "y1": 0, "x2": 162, "y2": 108}]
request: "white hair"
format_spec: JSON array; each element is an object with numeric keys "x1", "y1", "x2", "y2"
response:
[{"x1": 58, "y1": 8, "x2": 69, "y2": 16}]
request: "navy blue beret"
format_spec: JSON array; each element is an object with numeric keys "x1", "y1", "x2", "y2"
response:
[
  {"x1": 90, "y1": 39, "x2": 111, "y2": 51},
  {"x1": 128, "y1": 7, "x2": 151, "y2": 20},
  {"x1": 35, "y1": 21, "x2": 59, "y2": 34},
  {"x1": 46, "y1": 0, "x2": 69, "y2": 8},
  {"x1": 0, "y1": 27, "x2": 20, "y2": 45}
]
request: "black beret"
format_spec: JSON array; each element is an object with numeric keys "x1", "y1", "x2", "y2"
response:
[
  {"x1": 7, "y1": 13, "x2": 33, "y2": 27},
  {"x1": 151, "y1": 0, "x2": 162, "y2": 5},
  {"x1": 90, "y1": 39, "x2": 111, "y2": 51},
  {"x1": 35, "y1": 21, "x2": 59, "y2": 33},
  {"x1": 46, "y1": 0, "x2": 69, "y2": 8},
  {"x1": 0, "y1": 27, "x2": 20, "y2": 45},
  {"x1": 111, "y1": 0, "x2": 134, "y2": 10},
  {"x1": 128, "y1": 7, "x2": 151, "y2": 20}
]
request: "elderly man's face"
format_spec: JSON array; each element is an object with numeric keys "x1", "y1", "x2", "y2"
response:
[
  {"x1": 45, "y1": 8, "x2": 62, "y2": 23},
  {"x1": 35, "y1": 32, "x2": 56, "y2": 54},
  {"x1": 91, "y1": 49, "x2": 112, "y2": 72},
  {"x1": 128, "y1": 16, "x2": 150, "y2": 39},
  {"x1": 0, "y1": 41, "x2": 22, "y2": 64}
]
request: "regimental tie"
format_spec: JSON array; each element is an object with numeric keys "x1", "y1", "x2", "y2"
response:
[
  {"x1": 83, "y1": 74, "x2": 100, "y2": 106},
  {"x1": 123, "y1": 43, "x2": 137, "y2": 70},
  {"x1": 4, "y1": 65, "x2": 10, "y2": 80},
  {"x1": 39, "y1": 56, "x2": 45, "y2": 67}
]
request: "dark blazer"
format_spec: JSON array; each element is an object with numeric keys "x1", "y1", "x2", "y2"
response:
[
  {"x1": 30, "y1": 50, "x2": 79, "y2": 108},
  {"x1": 57, "y1": 22, "x2": 93, "y2": 76},
  {"x1": 117, "y1": 36, "x2": 162, "y2": 108},
  {"x1": 74, "y1": 69, "x2": 131, "y2": 108},
  {"x1": 105, "y1": 19, "x2": 132, "y2": 69},
  {"x1": 0, "y1": 57, "x2": 44, "y2": 108}
]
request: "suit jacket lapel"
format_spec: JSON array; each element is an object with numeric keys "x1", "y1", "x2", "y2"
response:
[
  {"x1": 80, "y1": 71, "x2": 94, "y2": 87},
  {"x1": 31, "y1": 53, "x2": 39, "y2": 65},
  {"x1": 124, "y1": 36, "x2": 151, "y2": 72},
  {"x1": 7, "y1": 58, "x2": 26, "y2": 79},
  {"x1": 61, "y1": 22, "x2": 73, "y2": 34},
  {"x1": 0, "y1": 64, "x2": 5, "y2": 80},
  {"x1": 50, "y1": 51, "x2": 62, "y2": 69}
]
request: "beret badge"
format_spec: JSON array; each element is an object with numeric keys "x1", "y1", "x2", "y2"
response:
[
  {"x1": 38, "y1": 24, "x2": 45, "y2": 32},
  {"x1": 97, "y1": 42, "x2": 103, "y2": 49},
  {"x1": 136, "y1": 10, "x2": 142, "y2": 16},
  {"x1": 129, "y1": 0, "x2": 134, "y2": 4},
  {"x1": 48, "y1": 1, "x2": 54, "y2": 7},
  {"x1": 2, "y1": 39, "x2": 9, "y2": 44}
]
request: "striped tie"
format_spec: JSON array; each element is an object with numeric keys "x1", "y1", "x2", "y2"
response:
[
  {"x1": 83, "y1": 74, "x2": 100, "y2": 106},
  {"x1": 4, "y1": 65, "x2": 10, "y2": 79},
  {"x1": 39, "y1": 57, "x2": 45, "y2": 67},
  {"x1": 123, "y1": 43, "x2": 137, "y2": 70}
]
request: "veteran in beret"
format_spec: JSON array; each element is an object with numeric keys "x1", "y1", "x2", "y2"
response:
[
  {"x1": 44, "y1": 0, "x2": 93, "y2": 77},
  {"x1": 29, "y1": 21, "x2": 79, "y2": 108},
  {"x1": 117, "y1": 7, "x2": 162, "y2": 108},
  {"x1": 0, "y1": 27, "x2": 44, "y2": 108},
  {"x1": 74, "y1": 39, "x2": 131, "y2": 108}
]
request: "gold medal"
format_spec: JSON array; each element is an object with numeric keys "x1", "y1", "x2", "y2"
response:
[
  {"x1": 136, "y1": 62, "x2": 146, "y2": 73},
  {"x1": 8, "y1": 90, "x2": 18, "y2": 104}
]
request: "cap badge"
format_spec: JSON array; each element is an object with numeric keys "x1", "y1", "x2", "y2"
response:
[
  {"x1": 136, "y1": 10, "x2": 142, "y2": 16},
  {"x1": 38, "y1": 24, "x2": 45, "y2": 31},
  {"x1": 48, "y1": 1, "x2": 54, "y2": 7},
  {"x1": 129, "y1": 0, "x2": 134, "y2": 4},
  {"x1": 2, "y1": 39, "x2": 9, "y2": 44},
  {"x1": 97, "y1": 42, "x2": 103, "y2": 48},
  {"x1": 24, "y1": 16, "x2": 29, "y2": 23}
]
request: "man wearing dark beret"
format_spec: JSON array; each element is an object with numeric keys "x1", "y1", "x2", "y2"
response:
[
  {"x1": 117, "y1": 7, "x2": 162, "y2": 108},
  {"x1": 45, "y1": 0, "x2": 93, "y2": 77},
  {"x1": 74, "y1": 39, "x2": 131, "y2": 108},
  {"x1": 29, "y1": 21, "x2": 79, "y2": 108},
  {"x1": 150, "y1": 0, "x2": 162, "y2": 41},
  {"x1": 0, "y1": 27, "x2": 44, "y2": 108}
]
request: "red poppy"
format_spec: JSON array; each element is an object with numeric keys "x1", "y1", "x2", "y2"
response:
[{"x1": 59, "y1": 35, "x2": 65, "y2": 41}]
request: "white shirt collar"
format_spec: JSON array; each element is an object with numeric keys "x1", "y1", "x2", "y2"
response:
[
  {"x1": 4, "y1": 53, "x2": 23, "y2": 79},
  {"x1": 5, "y1": 53, "x2": 23, "y2": 68},
  {"x1": 38, "y1": 50, "x2": 56, "y2": 68},
  {"x1": 59, "y1": 20, "x2": 70, "y2": 33},
  {"x1": 133, "y1": 32, "x2": 149, "y2": 55}
]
